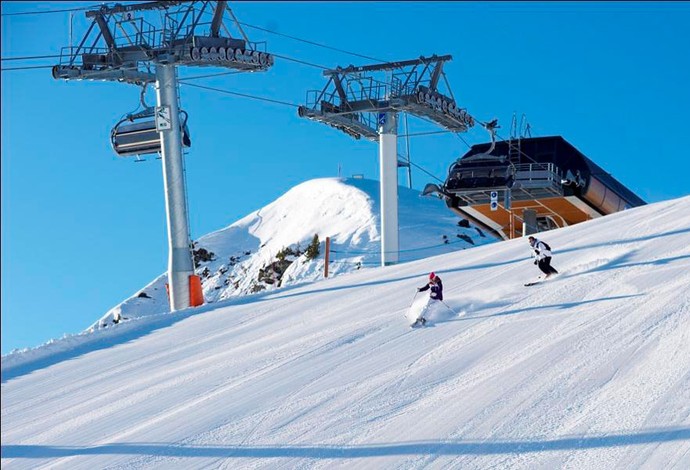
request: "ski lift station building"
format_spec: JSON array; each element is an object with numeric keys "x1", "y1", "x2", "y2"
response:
[{"x1": 436, "y1": 135, "x2": 646, "y2": 240}]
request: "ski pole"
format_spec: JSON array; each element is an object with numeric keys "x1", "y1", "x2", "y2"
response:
[
  {"x1": 404, "y1": 290, "x2": 419, "y2": 317},
  {"x1": 411, "y1": 290, "x2": 419, "y2": 304},
  {"x1": 440, "y1": 300, "x2": 456, "y2": 315}
]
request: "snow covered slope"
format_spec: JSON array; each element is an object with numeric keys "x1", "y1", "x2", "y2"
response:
[
  {"x1": 92, "y1": 177, "x2": 493, "y2": 328},
  {"x1": 2, "y1": 196, "x2": 690, "y2": 470}
]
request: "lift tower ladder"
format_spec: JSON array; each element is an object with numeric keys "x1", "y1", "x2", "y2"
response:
[
  {"x1": 53, "y1": 1, "x2": 274, "y2": 312},
  {"x1": 298, "y1": 55, "x2": 474, "y2": 266}
]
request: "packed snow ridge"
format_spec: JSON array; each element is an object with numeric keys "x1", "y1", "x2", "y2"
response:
[{"x1": 2, "y1": 185, "x2": 689, "y2": 469}]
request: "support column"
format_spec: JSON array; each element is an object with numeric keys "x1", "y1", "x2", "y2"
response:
[
  {"x1": 522, "y1": 208, "x2": 538, "y2": 237},
  {"x1": 155, "y1": 64, "x2": 194, "y2": 311},
  {"x1": 379, "y1": 111, "x2": 399, "y2": 266}
]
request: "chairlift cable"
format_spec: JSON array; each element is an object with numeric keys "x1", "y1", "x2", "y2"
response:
[
  {"x1": 398, "y1": 129, "x2": 451, "y2": 138},
  {"x1": 182, "y1": 82, "x2": 301, "y2": 108},
  {"x1": 1, "y1": 64, "x2": 55, "y2": 71},
  {"x1": 183, "y1": 80, "x2": 449, "y2": 185},
  {"x1": 270, "y1": 52, "x2": 328, "y2": 70},
  {"x1": 412, "y1": 113, "x2": 473, "y2": 150},
  {"x1": 452, "y1": 132, "x2": 474, "y2": 150},
  {"x1": 1, "y1": 5, "x2": 96, "y2": 17},
  {"x1": 237, "y1": 21, "x2": 384, "y2": 63},
  {"x1": 198, "y1": 8, "x2": 380, "y2": 68},
  {"x1": 408, "y1": 160, "x2": 445, "y2": 184},
  {"x1": 1, "y1": 54, "x2": 63, "y2": 61},
  {"x1": 178, "y1": 70, "x2": 243, "y2": 82}
]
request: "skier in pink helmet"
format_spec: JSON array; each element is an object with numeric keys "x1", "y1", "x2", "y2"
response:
[{"x1": 418, "y1": 272, "x2": 443, "y2": 301}]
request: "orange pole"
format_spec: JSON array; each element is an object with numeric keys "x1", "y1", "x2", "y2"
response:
[
  {"x1": 189, "y1": 275, "x2": 204, "y2": 307},
  {"x1": 324, "y1": 236, "x2": 330, "y2": 278}
]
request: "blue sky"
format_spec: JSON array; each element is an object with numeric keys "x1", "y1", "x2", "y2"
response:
[{"x1": 2, "y1": 1, "x2": 689, "y2": 354}]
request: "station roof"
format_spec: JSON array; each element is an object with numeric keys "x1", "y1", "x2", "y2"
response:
[{"x1": 460, "y1": 136, "x2": 646, "y2": 207}]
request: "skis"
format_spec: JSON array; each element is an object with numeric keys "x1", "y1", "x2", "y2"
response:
[
  {"x1": 410, "y1": 317, "x2": 427, "y2": 328},
  {"x1": 525, "y1": 274, "x2": 558, "y2": 286}
]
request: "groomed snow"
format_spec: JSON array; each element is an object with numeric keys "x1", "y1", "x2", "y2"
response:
[{"x1": 2, "y1": 190, "x2": 689, "y2": 469}]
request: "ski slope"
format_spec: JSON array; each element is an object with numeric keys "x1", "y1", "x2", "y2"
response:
[{"x1": 2, "y1": 196, "x2": 690, "y2": 469}]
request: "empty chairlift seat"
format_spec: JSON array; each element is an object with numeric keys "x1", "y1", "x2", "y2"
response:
[{"x1": 111, "y1": 119, "x2": 191, "y2": 157}]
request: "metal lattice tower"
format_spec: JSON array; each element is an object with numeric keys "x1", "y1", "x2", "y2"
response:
[
  {"x1": 298, "y1": 55, "x2": 474, "y2": 266},
  {"x1": 53, "y1": 1, "x2": 274, "y2": 312}
]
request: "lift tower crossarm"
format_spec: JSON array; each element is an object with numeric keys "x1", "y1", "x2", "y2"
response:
[
  {"x1": 323, "y1": 54, "x2": 452, "y2": 75},
  {"x1": 85, "y1": 1, "x2": 182, "y2": 17},
  {"x1": 299, "y1": 53, "x2": 473, "y2": 266},
  {"x1": 300, "y1": 53, "x2": 473, "y2": 142}
]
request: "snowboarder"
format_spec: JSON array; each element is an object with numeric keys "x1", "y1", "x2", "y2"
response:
[
  {"x1": 413, "y1": 272, "x2": 444, "y2": 325},
  {"x1": 528, "y1": 235, "x2": 558, "y2": 279}
]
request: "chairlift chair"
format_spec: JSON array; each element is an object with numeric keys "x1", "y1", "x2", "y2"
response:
[{"x1": 111, "y1": 110, "x2": 191, "y2": 158}]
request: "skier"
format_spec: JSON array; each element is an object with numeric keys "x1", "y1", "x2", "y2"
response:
[
  {"x1": 528, "y1": 235, "x2": 558, "y2": 279},
  {"x1": 414, "y1": 272, "x2": 444, "y2": 325}
]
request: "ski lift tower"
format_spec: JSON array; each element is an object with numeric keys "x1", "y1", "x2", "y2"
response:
[
  {"x1": 298, "y1": 55, "x2": 474, "y2": 266},
  {"x1": 52, "y1": 1, "x2": 273, "y2": 311}
]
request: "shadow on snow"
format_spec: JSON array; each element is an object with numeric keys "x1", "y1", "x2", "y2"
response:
[
  {"x1": 3, "y1": 427, "x2": 689, "y2": 459},
  {"x1": 447, "y1": 294, "x2": 646, "y2": 322}
]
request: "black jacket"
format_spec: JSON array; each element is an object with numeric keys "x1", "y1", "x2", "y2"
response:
[{"x1": 419, "y1": 277, "x2": 443, "y2": 301}]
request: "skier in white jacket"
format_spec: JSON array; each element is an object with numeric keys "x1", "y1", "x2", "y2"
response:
[{"x1": 528, "y1": 235, "x2": 559, "y2": 278}]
